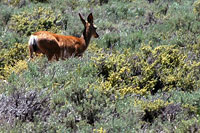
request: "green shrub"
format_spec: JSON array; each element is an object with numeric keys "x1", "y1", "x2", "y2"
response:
[
  {"x1": 175, "y1": 118, "x2": 200, "y2": 132},
  {"x1": 0, "y1": 5, "x2": 13, "y2": 26},
  {"x1": 30, "y1": 0, "x2": 49, "y2": 3},
  {"x1": 0, "y1": 31, "x2": 22, "y2": 49},
  {"x1": 1, "y1": 0, "x2": 200, "y2": 132},
  {"x1": 9, "y1": 7, "x2": 61, "y2": 36},
  {"x1": 0, "y1": 56, "x2": 112, "y2": 132}
]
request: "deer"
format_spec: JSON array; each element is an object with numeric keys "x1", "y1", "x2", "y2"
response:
[{"x1": 28, "y1": 13, "x2": 99, "y2": 61}]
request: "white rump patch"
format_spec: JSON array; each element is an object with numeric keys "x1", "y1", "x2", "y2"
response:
[{"x1": 28, "y1": 35, "x2": 38, "y2": 46}]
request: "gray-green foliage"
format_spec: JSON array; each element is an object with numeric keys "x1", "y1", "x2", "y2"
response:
[
  {"x1": 1, "y1": 0, "x2": 200, "y2": 132},
  {"x1": 0, "y1": 5, "x2": 13, "y2": 26}
]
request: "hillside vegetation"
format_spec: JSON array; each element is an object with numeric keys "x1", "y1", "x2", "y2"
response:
[{"x1": 0, "y1": 0, "x2": 200, "y2": 132}]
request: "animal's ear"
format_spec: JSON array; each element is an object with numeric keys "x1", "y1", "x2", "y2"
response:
[
  {"x1": 87, "y1": 13, "x2": 93, "y2": 24},
  {"x1": 79, "y1": 13, "x2": 86, "y2": 25}
]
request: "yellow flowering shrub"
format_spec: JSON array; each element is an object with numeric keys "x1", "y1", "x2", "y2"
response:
[
  {"x1": 91, "y1": 43, "x2": 200, "y2": 96},
  {"x1": 91, "y1": 48, "x2": 134, "y2": 96},
  {"x1": 0, "y1": 43, "x2": 28, "y2": 79},
  {"x1": 134, "y1": 99, "x2": 171, "y2": 112},
  {"x1": 194, "y1": 0, "x2": 200, "y2": 15},
  {"x1": 3, "y1": 60, "x2": 28, "y2": 78},
  {"x1": 9, "y1": 7, "x2": 61, "y2": 36},
  {"x1": 182, "y1": 104, "x2": 198, "y2": 113},
  {"x1": 2, "y1": 0, "x2": 20, "y2": 6},
  {"x1": 93, "y1": 127, "x2": 106, "y2": 133}
]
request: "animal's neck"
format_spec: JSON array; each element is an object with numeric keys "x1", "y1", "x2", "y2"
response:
[{"x1": 82, "y1": 29, "x2": 92, "y2": 47}]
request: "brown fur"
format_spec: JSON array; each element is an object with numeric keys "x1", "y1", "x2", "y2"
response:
[{"x1": 29, "y1": 13, "x2": 99, "y2": 61}]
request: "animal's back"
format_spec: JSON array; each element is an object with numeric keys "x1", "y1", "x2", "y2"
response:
[
  {"x1": 33, "y1": 31, "x2": 61, "y2": 60},
  {"x1": 36, "y1": 31, "x2": 85, "y2": 57}
]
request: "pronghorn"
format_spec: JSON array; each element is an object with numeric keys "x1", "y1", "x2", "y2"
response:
[{"x1": 28, "y1": 13, "x2": 99, "y2": 61}]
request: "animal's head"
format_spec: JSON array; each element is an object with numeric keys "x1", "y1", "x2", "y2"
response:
[{"x1": 79, "y1": 13, "x2": 99, "y2": 38}]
